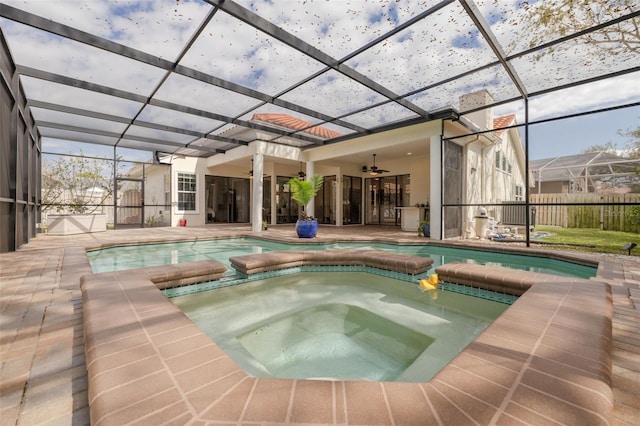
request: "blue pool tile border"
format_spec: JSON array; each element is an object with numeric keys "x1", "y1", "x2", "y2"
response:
[
  {"x1": 439, "y1": 282, "x2": 518, "y2": 304},
  {"x1": 162, "y1": 266, "x2": 517, "y2": 305}
]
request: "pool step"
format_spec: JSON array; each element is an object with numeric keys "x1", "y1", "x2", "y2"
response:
[
  {"x1": 229, "y1": 249, "x2": 433, "y2": 276},
  {"x1": 436, "y1": 261, "x2": 592, "y2": 296}
]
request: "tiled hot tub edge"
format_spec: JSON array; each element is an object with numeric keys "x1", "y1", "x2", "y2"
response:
[{"x1": 81, "y1": 261, "x2": 613, "y2": 425}]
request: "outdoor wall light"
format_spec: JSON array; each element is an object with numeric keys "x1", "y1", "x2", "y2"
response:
[{"x1": 622, "y1": 242, "x2": 637, "y2": 255}]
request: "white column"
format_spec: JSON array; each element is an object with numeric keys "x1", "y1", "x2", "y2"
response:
[
  {"x1": 251, "y1": 153, "x2": 264, "y2": 232},
  {"x1": 270, "y1": 176, "x2": 276, "y2": 226},
  {"x1": 306, "y1": 161, "x2": 315, "y2": 216},
  {"x1": 429, "y1": 135, "x2": 442, "y2": 240},
  {"x1": 335, "y1": 176, "x2": 343, "y2": 226}
]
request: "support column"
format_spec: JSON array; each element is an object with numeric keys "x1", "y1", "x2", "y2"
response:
[
  {"x1": 251, "y1": 153, "x2": 264, "y2": 232},
  {"x1": 306, "y1": 161, "x2": 315, "y2": 216},
  {"x1": 429, "y1": 135, "x2": 442, "y2": 240},
  {"x1": 335, "y1": 176, "x2": 343, "y2": 226}
]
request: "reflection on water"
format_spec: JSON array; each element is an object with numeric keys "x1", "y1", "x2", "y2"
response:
[{"x1": 88, "y1": 237, "x2": 596, "y2": 279}]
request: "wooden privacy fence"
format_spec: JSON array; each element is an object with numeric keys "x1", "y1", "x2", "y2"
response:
[{"x1": 530, "y1": 193, "x2": 640, "y2": 233}]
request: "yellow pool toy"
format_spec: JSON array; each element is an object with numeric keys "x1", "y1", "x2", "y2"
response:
[
  {"x1": 419, "y1": 273, "x2": 440, "y2": 291},
  {"x1": 418, "y1": 274, "x2": 440, "y2": 300}
]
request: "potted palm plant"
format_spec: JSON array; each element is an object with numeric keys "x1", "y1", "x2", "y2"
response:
[
  {"x1": 288, "y1": 174, "x2": 324, "y2": 238},
  {"x1": 417, "y1": 219, "x2": 430, "y2": 237}
]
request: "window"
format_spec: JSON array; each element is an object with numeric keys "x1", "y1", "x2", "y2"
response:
[
  {"x1": 515, "y1": 185, "x2": 523, "y2": 201},
  {"x1": 495, "y1": 150, "x2": 512, "y2": 174},
  {"x1": 177, "y1": 172, "x2": 196, "y2": 211}
]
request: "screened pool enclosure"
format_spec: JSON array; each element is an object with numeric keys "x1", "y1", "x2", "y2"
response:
[{"x1": 1, "y1": 0, "x2": 639, "y2": 251}]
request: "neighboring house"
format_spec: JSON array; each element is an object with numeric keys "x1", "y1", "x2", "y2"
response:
[
  {"x1": 531, "y1": 152, "x2": 640, "y2": 194},
  {"x1": 462, "y1": 108, "x2": 529, "y2": 232},
  {"x1": 166, "y1": 89, "x2": 529, "y2": 240},
  {"x1": 119, "y1": 162, "x2": 172, "y2": 227}
]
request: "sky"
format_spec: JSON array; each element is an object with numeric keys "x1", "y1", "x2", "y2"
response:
[
  {"x1": 1, "y1": 0, "x2": 639, "y2": 163},
  {"x1": 527, "y1": 106, "x2": 639, "y2": 160}
]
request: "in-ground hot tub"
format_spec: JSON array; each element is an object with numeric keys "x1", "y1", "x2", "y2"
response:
[{"x1": 172, "y1": 271, "x2": 509, "y2": 382}]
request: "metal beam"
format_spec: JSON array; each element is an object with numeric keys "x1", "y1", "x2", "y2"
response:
[
  {"x1": 17, "y1": 66, "x2": 148, "y2": 104},
  {"x1": 206, "y1": 0, "x2": 430, "y2": 118},
  {"x1": 506, "y1": 10, "x2": 640, "y2": 62},
  {"x1": 458, "y1": 0, "x2": 528, "y2": 100},
  {"x1": 26, "y1": 98, "x2": 252, "y2": 149},
  {"x1": 529, "y1": 66, "x2": 640, "y2": 99},
  {"x1": 0, "y1": 4, "x2": 174, "y2": 69},
  {"x1": 2, "y1": 4, "x2": 363, "y2": 142},
  {"x1": 36, "y1": 121, "x2": 136, "y2": 140},
  {"x1": 35, "y1": 121, "x2": 223, "y2": 154},
  {"x1": 147, "y1": 98, "x2": 327, "y2": 145},
  {"x1": 27, "y1": 100, "x2": 132, "y2": 124},
  {"x1": 174, "y1": 65, "x2": 365, "y2": 134},
  {"x1": 18, "y1": 66, "x2": 327, "y2": 148},
  {"x1": 113, "y1": 7, "x2": 228, "y2": 151}
]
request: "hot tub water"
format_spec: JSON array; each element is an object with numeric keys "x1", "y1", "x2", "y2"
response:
[{"x1": 173, "y1": 271, "x2": 508, "y2": 382}]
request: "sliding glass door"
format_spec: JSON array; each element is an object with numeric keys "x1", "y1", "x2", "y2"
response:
[{"x1": 365, "y1": 175, "x2": 409, "y2": 225}]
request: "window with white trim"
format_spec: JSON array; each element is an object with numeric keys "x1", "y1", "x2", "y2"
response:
[
  {"x1": 177, "y1": 172, "x2": 196, "y2": 211},
  {"x1": 515, "y1": 184, "x2": 524, "y2": 201}
]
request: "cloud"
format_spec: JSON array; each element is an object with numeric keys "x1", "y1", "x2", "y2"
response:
[
  {"x1": 1, "y1": 0, "x2": 637, "y2": 152},
  {"x1": 178, "y1": 10, "x2": 326, "y2": 94},
  {"x1": 137, "y1": 105, "x2": 225, "y2": 133},
  {"x1": 3, "y1": 0, "x2": 211, "y2": 59},
  {"x1": 154, "y1": 73, "x2": 261, "y2": 117},
  {"x1": 494, "y1": 72, "x2": 640, "y2": 124}
]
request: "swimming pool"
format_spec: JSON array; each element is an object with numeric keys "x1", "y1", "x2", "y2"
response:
[
  {"x1": 88, "y1": 237, "x2": 596, "y2": 279},
  {"x1": 77, "y1": 230, "x2": 615, "y2": 424},
  {"x1": 86, "y1": 238, "x2": 595, "y2": 384},
  {"x1": 172, "y1": 271, "x2": 509, "y2": 382}
]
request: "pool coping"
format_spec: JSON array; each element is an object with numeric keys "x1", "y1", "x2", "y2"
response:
[
  {"x1": 228, "y1": 249, "x2": 434, "y2": 276},
  {"x1": 80, "y1": 249, "x2": 614, "y2": 425}
]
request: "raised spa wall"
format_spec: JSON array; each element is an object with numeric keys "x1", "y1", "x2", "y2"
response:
[{"x1": 80, "y1": 250, "x2": 613, "y2": 425}]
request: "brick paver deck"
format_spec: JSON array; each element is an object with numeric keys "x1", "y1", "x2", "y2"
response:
[{"x1": 1, "y1": 225, "x2": 638, "y2": 425}]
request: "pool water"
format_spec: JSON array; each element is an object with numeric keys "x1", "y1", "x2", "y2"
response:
[
  {"x1": 239, "y1": 304, "x2": 434, "y2": 381},
  {"x1": 88, "y1": 237, "x2": 596, "y2": 279},
  {"x1": 89, "y1": 238, "x2": 593, "y2": 382},
  {"x1": 172, "y1": 272, "x2": 509, "y2": 382}
]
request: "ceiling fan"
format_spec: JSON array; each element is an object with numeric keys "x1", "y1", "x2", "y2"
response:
[
  {"x1": 367, "y1": 153, "x2": 389, "y2": 176},
  {"x1": 247, "y1": 159, "x2": 267, "y2": 178},
  {"x1": 296, "y1": 162, "x2": 306, "y2": 179}
]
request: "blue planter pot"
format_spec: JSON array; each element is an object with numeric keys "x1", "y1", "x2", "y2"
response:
[
  {"x1": 423, "y1": 224, "x2": 430, "y2": 237},
  {"x1": 296, "y1": 219, "x2": 318, "y2": 238}
]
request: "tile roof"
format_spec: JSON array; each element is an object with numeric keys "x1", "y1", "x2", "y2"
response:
[
  {"x1": 493, "y1": 114, "x2": 516, "y2": 136},
  {"x1": 251, "y1": 113, "x2": 342, "y2": 139}
]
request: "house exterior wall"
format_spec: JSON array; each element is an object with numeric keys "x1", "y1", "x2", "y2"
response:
[
  {"x1": 171, "y1": 157, "x2": 207, "y2": 227},
  {"x1": 459, "y1": 124, "x2": 527, "y2": 235},
  {"x1": 143, "y1": 164, "x2": 171, "y2": 226},
  {"x1": 165, "y1": 113, "x2": 525, "y2": 239},
  {"x1": 463, "y1": 138, "x2": 487, "y2": 236},
  {"x1": 489, "y1": 134, "x2": 526, "y2": 220}
]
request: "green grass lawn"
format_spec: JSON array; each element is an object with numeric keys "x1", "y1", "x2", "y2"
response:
[{"x1": 533, "y1": 225, "x2": 640, "y2": 256}]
